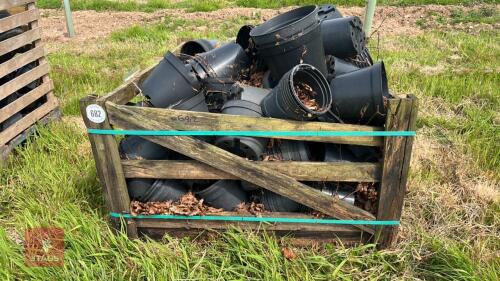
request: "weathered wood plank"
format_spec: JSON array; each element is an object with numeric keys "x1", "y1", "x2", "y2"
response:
[
  {"x1": 109, "y1": 105, "x2": 384, "y2": 146},
  {"x1": 0, "y1": 61, "x2": 48, "y2": 101},
  {"x1": 0, "y1": 107, "x2": 60, "y2": 166},
  {"x1": 80, "y1": 96, "x2": 138, "y2": 238},
  {"x1": 375, "y1": 96, "x2": 418, "y2": 248},
  {"x1": 0, "y1": 81, "x2": 52, "y2": 123},
  {"x1": 106, "y1": 102, "x2": 376, "y2": 234},
  {"x1": 0, "y1": 45, "x2": 44, "y2": 78},
  {"x1": 0, "y1": 8, "x2": 38, "y2": 33},
  {"x1": 0, "y1": 0, "x2": 34, "y2": 10},
  {"x1": 0, "y1": 27, "x2": 40, "y2": 57},
  {"x1": 0, "y1": 95, "x2": 58, "y2": 144},
  {"x1": 135, "y1": 218, "x2": 362, "y2": 233},
  {"x1": 122, "y1": 160, "x2": 382, "y2": 182}
]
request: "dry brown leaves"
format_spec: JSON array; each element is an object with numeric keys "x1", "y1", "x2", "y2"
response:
[
  {"x1": 294, "y1": 82, "x2": 319, "y2": 110},
  {"x1": 282, "y1": 247, "x2": 297, "y2": 260},
  {"x1": 130, "y1": 192, "x2": 223, "y2": 216},
  {"x1": 355, "y1": 183, "x2": 378, "y2": 214},
  {"x1": 247, "y1": 71, "x2": 264, "y2": 88},
  {"x1": 235, "y1": 202, "x2": 267, "y2": 216}
]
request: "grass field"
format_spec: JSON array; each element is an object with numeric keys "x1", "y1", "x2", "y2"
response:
[
  {"x1": 37, "y1": 0, "x2": 499, "y2": 12},
  {"x1": 0, "y1": 3, "x2": 499, "y2": 280}
]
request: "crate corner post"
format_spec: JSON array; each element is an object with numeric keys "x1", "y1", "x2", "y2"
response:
[
  {"x1": 79, "y1": 95, "x2": 138, "y2": 239},
  {"x1": 375, "y1": 95, "x2": 418, "y2": 248}
]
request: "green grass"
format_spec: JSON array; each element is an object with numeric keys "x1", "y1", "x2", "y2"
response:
[
  {"x1": 37, "y1": 0, "x2": 498, "y2": 12},
  {"x1": 1, "y1": 6, "x2": 499, "y2": 280}
]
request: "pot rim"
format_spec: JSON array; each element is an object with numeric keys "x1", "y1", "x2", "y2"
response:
[
  {"x1": 250, "y1": 6, "x2": 319, "y2": 42},
  {"x1": 287, "y1": 64, "x2": 332, "y2": 115}
]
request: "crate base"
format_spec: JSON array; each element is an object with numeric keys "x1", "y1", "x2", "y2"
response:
[
  {"x1": 138, "y1": 227, "x2": 371, "y2": 247},
  {"x1": 0, "y1": 108, "x2": 60, "y2": 165}
]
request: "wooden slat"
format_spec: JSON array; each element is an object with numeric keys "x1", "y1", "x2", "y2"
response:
[
  {"x1": 0, "y1": 27, "x2": 40, "y2": 57},
  {"x1": 0, "y1": 61, "x2": 48, "y2": 102},
  {"x1": 106, "y1": 102, "x2": 376, "y2": 234},
  {"x1": 109, "y1": 105, "x2": 384, "y2": 147},
  {"x1": 375, "y1": 96, "x2": 418, "y2": 248},
  {"x1": 0, "y1": 44, "x2": 44, "y2": 78},
  {"x1": 98, "y1": 64, "x2": 157, "y2": 105},
  {"x1": 0, "y1": 107, "x2": 60, "y2": 166},
  {"x1": 0, "y1": 8, "x2": 38, "y2": 33},
  {"x1": 0, "y1": 0, "x2": 34, "y2": 10},
  {"x1": 135, "y1": 218, "x2": 362, "y2": 233},
  {"x1": 0, "y1": 95, "x2": 58, "y2": 145},
  {"x1": 80, "y1": 97, "x2": 138, "y2": 238},
  {"x1": 122, "y1": 160, "x2": 382, "y2": 182},
  {"x1": 0, "y1": 80, "x2": 53, "y2": 123}
]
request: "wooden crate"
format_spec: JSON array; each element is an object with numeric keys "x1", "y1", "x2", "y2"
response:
[
  {"x1": 80, "y1": 61, "x2": 418, "y2": 248},
  {"x1": 0, "y1": 0, "x2": 60, "y2": 164}
]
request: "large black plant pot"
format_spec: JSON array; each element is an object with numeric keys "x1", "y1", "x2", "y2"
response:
[
  {"x1": 180, "y1": 39, "x2": 218, "y2": 56},
  {"x1": 128, "y1": 179, "x2": 189, "y2": 202},
  {"x1": 321, "y1": 16, "x2": 366, "y2": 59},
  {"x1": 261, "y1": 190, "x2": 306, "y2": 212},
  {"x1": 327, "y1": 56, "x2": 360, "y2": 77},
  {"x1": 196, "y1": 180, "x2": 248, "y2": 211},
  {"x1": 250, "y1": 5, "x2": 328, "y2": 82},
  {"x1": 236, "y1": 25, "x2": 254, "y2": 52},
  {"x1": 172, "y1": 91, "x2": 209, "y2": 112},
  {"x1": 120, "y1": 135, "x2": 170, "y2": 198},
  {"x1": 140, "y1": 52, "x2": 201, "y2": 108},
  {"x1": 261, "y1": 64, "x2": 332, "y2": 121},
  {"x1": 242, "y1": 140, "x2": 311, "y2": 192},
  {"x1": 215, "y1": 89, "x2": 269, "y2": 161},
  {"x1": 317, "y1": 4, "x2": 343, "y2": 21},
  {"x1": 119, "y1": 136, "x2": 169, "y2": 160},
  {"x1": 189, "y1": 42, "x2": 250, "y2": 81},
  {"x1": 330, "y1": 62, "x2": 389, "y2": 125}
]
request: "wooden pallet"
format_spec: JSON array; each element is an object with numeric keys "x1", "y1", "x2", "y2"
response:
[
  {"x1": 0, "y1": 0, "x2": 60, "y2": 164},
  {"x1": 80, "y1": 61, "x2": 418, "y2": 248}
]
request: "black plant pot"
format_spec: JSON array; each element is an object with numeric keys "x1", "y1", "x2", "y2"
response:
[
  {"x1": 261, "y1": 190, "x2": 305, "y2": 212},
  {"x1": 317, "y1": 4, "x2": 343, "y2": 21},
  {"x1": 250, "y1": 5, "x2": 328, "y2": 82},
  {"x1": 349, "y1": 145, "x2": 381, "y2": 162},
  {"x1": 327, "y1": 56, "x2": 360, "y2": 77},
  {"x1": 319, "y1": 185, "x2": 355, "y2": 205},
  {"x1": 262, "y1": 70, "x2": 273, "y2": 89},
  {"x1": 119, "y1": 136, "x2": 169, "y2": 160},
  {"x1": 261, "y1": 64, "x2": 332, "y2": 121},
  {"x1": 196, "y1": 180, "x2": 248, "y2": 211},
  {"x1": 172, "y1": 91, "x2": 209, "y2": 112},
  {"x1": 127, "y1": 179, "x2": 189, "y2": 202},
  {"x1": 230, "y1": 85, "x2": 270, "y2": 105},
  {"x1": 215, "y1": 94, "x2": 268, "y2": 161},
  {"x1": 140, "y1": 52, "x2": 201, "y2": 108},
  {"x1": 0, "y1": 112, "x2": 22, "y2": 132},
  {"x1": 329, "y1": 62, "x2": 389, "y2": 125},
  {"x1": 188, "y1": 42, "x2": 250, "y2": 81},
  {"x1": 323, "y1": 144, "x2": 358, "y2": 162},
  {"x1": 236, "y1": 25, "x2": 254, "y2": 52},
  {"x1": 180, "y1": 39, "x2": 218, "y2": 56},
  {"x1": 127, "y1": 179, "x2": 155, "y2": 202},
  {"x1": 242, "y1": 140, "x2": 311, "y2": 191},
  {"x1": 321, "y1": 16, "x2": 366, "y2": 59}
]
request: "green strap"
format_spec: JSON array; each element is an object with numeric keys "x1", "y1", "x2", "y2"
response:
[
  {"x1": 88, "y1": 129, "x2": 415, "y2": 137},
  {"x1": 110, "y1": 212, "x2": 399, "y2": 226}
]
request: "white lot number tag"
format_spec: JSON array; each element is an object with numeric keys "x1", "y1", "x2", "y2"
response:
[{"x1": 86, "y1": 104, "x2": 106, "y2": 124}]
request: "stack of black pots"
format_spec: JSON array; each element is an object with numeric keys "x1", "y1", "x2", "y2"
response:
[
  {"x1": 122, "y1": 4, "x2": 388, "y2": 212},
  {"x1": 0, "y1": 10, "x2": 43, "y2": 132}
]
